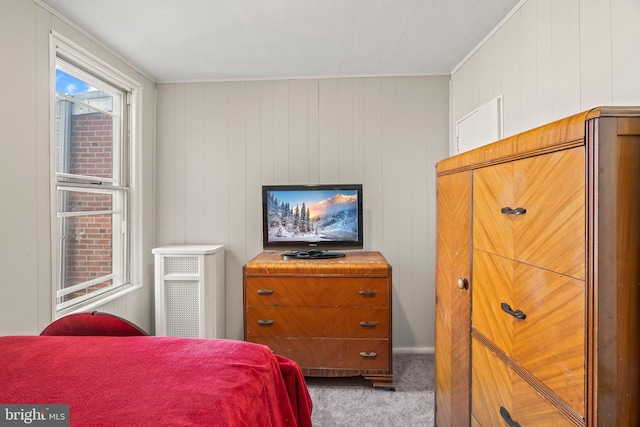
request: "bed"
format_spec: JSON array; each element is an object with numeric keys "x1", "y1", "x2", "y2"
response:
[{"x1": 0, "y1": 314, "x2": 312, "y2": 427}]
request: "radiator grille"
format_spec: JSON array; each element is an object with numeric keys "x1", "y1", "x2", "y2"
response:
[
  {"x1": 165, "y1": 256, "x2": 199, "y2": 275},
  {"x1": 165, "y1": 280, "x2": 200, "y2": 337}
]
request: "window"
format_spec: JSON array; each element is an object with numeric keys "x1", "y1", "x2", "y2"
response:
[{"x1": 52, "y1": 34, "x2": 140, "y2": 317}]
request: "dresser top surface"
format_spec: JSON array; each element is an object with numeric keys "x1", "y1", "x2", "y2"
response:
[{"x1": 244, "y1": 251, "x2": 391, "y2": 275}]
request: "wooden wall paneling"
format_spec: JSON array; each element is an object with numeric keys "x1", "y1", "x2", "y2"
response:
[
  {"x1": 580, "y1": 0, "x2": 613, "y2": 108},
  {"x1": 245, "y1": 81, "x2": 263, "y2": 258},
  {"x1": 216, "y1": 82, "x2": 230, "y2": 247},
  {"x1": 338, "y1": 78, "x2": 355, "y2": 183},
  {"x1": 409, "y1": 77, "x2": 430, "y2": 346},
  {"x1": 380, "y1": 78, "x2": 402, "y2": 345},
  {"x1": 462, "y1": 54, "x2": 479, "y2": 112},
  {"x1": 453, "y1": 63, "x2": 472, "y2": 132},
  {"x1": 318, "y1": 79, "x2": 340, "y2": 182},
  {"x1": 463, "y1": 57, "x2": 476, "y2": 121},
  {"x1": 491, "y1": 29, "x2": 504, "y2": 119},
  {"x1": 519, "y1": 0, "x2": 539, "y2": 132},
  {"x1": 362, "y1": 78, "x2": 384, "y2": 252},
  {"x1": 185, "y1": 83, "x2": 205, "y2": 243},
  {"x1": 611, "y1": 0, "x2": 640, "y2": 104},
  {"x1": 535, "y1": 0, "x2": 554, "y2": 126},
  {"x1": 226, "y1": 82, "x2": 247, "y2": 339},
  {"x1": 203, "y1": 83, "x2": 220, "y2": 243},
  {"x1": 36, "y1": 5, "x2": 54, "y2": 331},
  {"x1": 396, "y1": 78, "x2": 414, "y2": 346},
  {"x1": 259, "y1": 81, "x2": 275, "y2": 184},
  {"x1": 351, "y1": 78, "x2": 366, "y2": 188},
  {"x1": 273, "y1": 81, "x2": 289, "y2": 184},
  {"x1": 307, "y1": 80, "x2": 320, "y2": 184},
  {"x1": 0, "y1": 0, "x2": 38, "y2": 333},
  {"x1": 289, "y1": 79, "x2": 312, "y2": 184},
  {"x1": 500, "y1": 11, "x2": 521, "y2": 139},
  {"x1": 214, "y1": 83, "x2": 232, "y2": 336},
  {"x1": 473, "y1": 41, "x2": 494, "y2": 113},
  {"x1": 173, "y1": 84, "x2": 187, "y2": 243},
  {"x1": 156, "y1": 85, "x2": 176, "y2": 244},
  {"x1": 550, "y1": 0, "x2": 581, "y2": 120},
  {"x1": 474, "y1": 50, "x2": 490, "y2": 112}
]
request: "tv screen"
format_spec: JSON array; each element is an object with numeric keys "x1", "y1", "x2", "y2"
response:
[{"x1": 262, "y1": 184, "x2": 363, "y2": 257}]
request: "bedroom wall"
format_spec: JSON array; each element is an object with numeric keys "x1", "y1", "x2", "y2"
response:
[
  {"x1": 155, "y1": 76, "x2": 450, "y2": 351},
  {"x1": 0, "y1": 0, "x2": 156, "y2": 335},
  {"x1": 450, "y1": 0, "x2": 640, "y2": 145}
]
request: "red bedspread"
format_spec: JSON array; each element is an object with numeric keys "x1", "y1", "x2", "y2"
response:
[{"x1": 0, "y1": 336, "x2": 312, "y2": 426}]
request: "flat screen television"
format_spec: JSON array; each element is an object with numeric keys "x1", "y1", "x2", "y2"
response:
[{"x1": 262, "y1": 184, "x2": 363, "y2": 259}]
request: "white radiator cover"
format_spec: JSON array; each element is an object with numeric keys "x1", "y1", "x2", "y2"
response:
[{"x1": 153, "y1": 245, "x2": 225, "y2": 338}]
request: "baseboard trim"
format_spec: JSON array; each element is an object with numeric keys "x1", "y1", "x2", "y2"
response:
[{"x1": 393, "y1": 346, "x2": 434, "y2": 355}]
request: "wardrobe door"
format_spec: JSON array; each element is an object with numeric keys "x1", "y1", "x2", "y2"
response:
[{"x1": 435, "y1": 171, "x2": 472, "y2": 426}]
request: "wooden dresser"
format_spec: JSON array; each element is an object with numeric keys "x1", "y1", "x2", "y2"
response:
[
  {"x1": 243, "y1": 251, "x2": 394, "y2": 389},
  {"x1": 435, "y1": 107, "x2": 640, "y2": 426}
]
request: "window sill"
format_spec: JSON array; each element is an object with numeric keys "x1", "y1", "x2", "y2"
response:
[{"x1": 55, "y1": 283, "x2": 142, "y2": 319}]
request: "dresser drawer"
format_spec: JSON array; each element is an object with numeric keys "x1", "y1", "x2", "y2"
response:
[
  {"x1": 472, "y1": 250, "x2": 585, "y2": 414},
  {"x1": 472, "y1": 339, "x2": 575, "y2": 427},
  {"x1": 245, "y1": 276, "x2": 389, "y2": 307},
  {"x1": 251, "y1": 337, "x2": 390, "y2": 371},
  {"x1": 473, "y1": 147, "x2": 585, "y2": 279},
  {"x1": 246, "y1": 306, "x2": 389, "y2": 338}
]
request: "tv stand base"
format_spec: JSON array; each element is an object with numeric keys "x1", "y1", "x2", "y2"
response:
[{"x1": 281, "y1": 250, "x2": 346, "y2": 260}]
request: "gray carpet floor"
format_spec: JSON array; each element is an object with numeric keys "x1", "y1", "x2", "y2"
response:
[{"x1": 304, "y1": 354, "x2": 435, "y2": 426}]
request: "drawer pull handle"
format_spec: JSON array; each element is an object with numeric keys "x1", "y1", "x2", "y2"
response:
[
  {"x1": 501, "y1": 302, "x2": 527, "y2": 320},
  {"x1": 257, "y1": 319, "x2": 274, "y2": 325},
  {"x1": 501, "y1": 206, "x2": 527, "y2": 215},
  {"x1": 359, "y1": 290, "x2": 377, "y2": 296},
  {"x1": 360, "y1": 351, "x2": 377, "y2": 358},
  {"x1": 359, "y1": 321, "x2": 378, "y2": 327},
  {"x1": 257, "y1": 289, "x2": 273, "y2": 295},
  {"x1": 499, "y1": 406, "x2": 521, "y2": 427}
]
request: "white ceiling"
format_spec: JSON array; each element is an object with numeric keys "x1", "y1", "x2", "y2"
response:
[{"x1": 39, "y1": 0, "x2": 522, "y2": 83}]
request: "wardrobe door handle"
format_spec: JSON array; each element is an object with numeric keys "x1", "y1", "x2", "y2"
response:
[
  {"x1": 500, "y1": 406, "x2": 522, "y2": 427},
  {"x1": 360, "y1": 352, "x2": 377, "y2": 358},
  {"x1": 257, "y1": 289, "x2": 273, "y2": 295},
  {"x1": 457, "y1": 277, "x2": 469, "y2": 290},
  {"x1": 257, "y1": 319, "x2": 274, "y2": 325},
  {"x1": 359, "y1": 321, "x2": 378, "y2": 327},
  {"x1": 501, "y1": 207, "x2": 527, "y2": 215},
  {"x1": 501, "y1": 302, "x2": 527, "y2": 320},
  {"x1": 359, "y1": 290, "x2": 377, "y2": 296}
]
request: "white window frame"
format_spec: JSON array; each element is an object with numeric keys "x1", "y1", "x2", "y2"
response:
[{"x1": 50, "y1": 31, "x2": 143, "y2": 318}]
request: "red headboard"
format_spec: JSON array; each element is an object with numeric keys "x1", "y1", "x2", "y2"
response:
[{"x1": 40, "y1": 311, "x2": 148, "y2": 336}]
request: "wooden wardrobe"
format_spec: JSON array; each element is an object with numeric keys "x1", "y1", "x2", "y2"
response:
[{"x1": 435, "y1": 107, "x2": 640, "y2": 426}]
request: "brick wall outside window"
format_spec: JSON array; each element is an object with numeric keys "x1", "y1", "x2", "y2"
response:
[{"x1": 64, "y1": 112, "x2": 114, "y2": 297}]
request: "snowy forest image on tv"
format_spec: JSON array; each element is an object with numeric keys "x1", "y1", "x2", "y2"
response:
[{"x1": 266, "y1": 189, "x2": 359, "y2": 243}]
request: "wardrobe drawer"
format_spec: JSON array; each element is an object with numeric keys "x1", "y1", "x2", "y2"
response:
[
  {"x1": 245, "y1": 306, "x2": 389, "y2": 338},
  {"x1": 245, "y1": 276, "x2": 389, "y2": 307},
  {"x1": 251, "y1": 337, "x2": 390, "y2": 371},
  {"x1": 472, "y1": 250, "x2": 586, "y2": 414},
  {"x1": 472, "y1": 340, "x2": 575, "y2": 427},
  {"x1": 473, "y1": 147, "x2": 585, "y2": 279}
]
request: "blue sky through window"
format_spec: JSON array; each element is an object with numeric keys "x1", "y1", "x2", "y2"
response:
[{"x1": 56, "y1": 69, "x2": 92, "y2": 94}]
